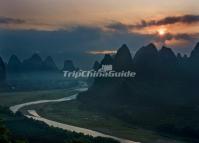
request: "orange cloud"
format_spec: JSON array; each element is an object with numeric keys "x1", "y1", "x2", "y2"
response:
[{"x1": 87, "y1": 50, "x2": 117, "y2": 55}]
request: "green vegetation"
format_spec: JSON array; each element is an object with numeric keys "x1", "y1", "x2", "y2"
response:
[
  {"x1": 0, "y1": 88, "x2": 187, "y2": 143},
  {"x1": 0, "y1": 124, "x2": 27, "y2": 143},
  {"x1": 22, "y1": 101, "x2": 186, "y2": 143},
  {"x1": 0, "y1": 118, "x2": 28, "y2": 143},
  {"x1": 0, "y1": 89, "x2": 77, "y2": 107},
  {"x1": 78, "y1": 79, "x2": 199, "y2": 143},
  {"x1": 0, "y1": 106, "x2": 119, "y2": 143}
]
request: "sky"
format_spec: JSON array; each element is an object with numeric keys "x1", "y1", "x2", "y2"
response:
[{"x1": 0, "y1": 0, "x2": 199, "y2": 68}]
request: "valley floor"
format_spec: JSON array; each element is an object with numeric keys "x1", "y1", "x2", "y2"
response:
[{"x1": 0, "y1": 89, "x2": 189, "y2": 143}]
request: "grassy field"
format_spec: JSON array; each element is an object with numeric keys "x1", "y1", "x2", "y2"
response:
[
  {"x1": 0, "y1": 107, "x2": 119, "y2": 143},
  {"x1": 0, "y1": 89, "x2": 186, "y2": 143},
  {"x1": 0, "y1": 88, "x2": 121, "y2": 143},
  {"x1": 0, "y1": 89, "x2": 77, "y2": 107},
  {"x1": 22, "y1": 101, "x2": 186, "y2": 143}
]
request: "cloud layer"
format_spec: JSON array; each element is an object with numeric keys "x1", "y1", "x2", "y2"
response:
[
  {"x1": 0, "y1": 17, "x2": 26, "y2": 24},
  {"x1": 0, "y1": 15, "x2": 199, "y2": 68},
  {"x1": 155, "y1": 33, "x2": 199, "y2": 42},
  {"x1": 107, "y1": 15, "x2": 199, "y2": 32},
  {"x1": 136, "y1": 15, "x2": 199, "y2": 28},
  {"x1": 1, "y1": 14, "x2": 199, "y2": 32},
  {"x1": 87, "y1": 50, "x2": 117, "y2": 55},
  {"x1": 0, "y1": 26, "x2": 154, "y2": 68}
]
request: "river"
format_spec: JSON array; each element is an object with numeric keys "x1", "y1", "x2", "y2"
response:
[{"x1": 9, "y1": 87, "x2": 140, "y2": 143}]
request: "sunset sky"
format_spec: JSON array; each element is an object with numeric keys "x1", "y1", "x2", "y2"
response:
[{"x1": 0, "y1": 0, "x2": 199, "y2": 68}]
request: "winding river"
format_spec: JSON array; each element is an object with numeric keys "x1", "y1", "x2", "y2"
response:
[{"x1": 9, "y1": 87, "x2": 140, "y2": 143}]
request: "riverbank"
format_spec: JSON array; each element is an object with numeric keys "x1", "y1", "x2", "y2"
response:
[
  {"x1": 26, "y1": 110, "x2": 138, "y2": 143},
  {"x1": 0, "y1": 87, "x2": 187, "y2": 143},
  {"x1": 0, "y1": 106, "x2": 119, "y2": 143},
  {"x1": 9, "y1": 87, "x2": 140, "y2": 143},
  {"x1": 26, "y1": 100, "x2": 186, "y2": 143}
]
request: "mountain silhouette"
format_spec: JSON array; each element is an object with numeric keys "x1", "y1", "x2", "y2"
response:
[
  {"x1": 93, "y1": 61, "x2": 100, "y2": 71},
  {"x1": 190, "y1": 42, "x2": 199, "y2": 60},
  {"x1": 177, "y1": 53, "x2": 183, "y2": 61},
  {"x1": 113, "y1": 44, "x2": 134, "y2": 71},
  {"x1": 101, "y1": 54, "x2": 114, "y2": 65},
  {"x1": 158, "y1": 46, "x2": 177, "y2": 79},
  {"x1": 21, "y1": 54, "x2": 59, "y2": 72},
  {"x1": 78, "y1": 42, "x2": 199, "y2": 141},
  {"x1": 43, "y1": 56, "x2": 58, "y2": 71},
  {"x1": 7, "y1": 55, "x2": 22, "y2": 73},
  {"x1": 133, "y1": 43, "x2": 159, "y2": 80},
  {"x1": 22, "y1": 53, "x2": 44, "y2": 72},
  {"x1": 159, "y1": 46, "x2": 177, "y2": 62},
  {"x1": 189, "y1": 42, "x2": 199, "y2": 79},
  {"x1": 79, "y1": 42, "x2": 199, "y2": 106},
  {"x1": 62, "y1": 60, "x2": 77, "y2": 71},
  {"x1": 0, "y1": 56, "x2": 6, "y2": 84}
]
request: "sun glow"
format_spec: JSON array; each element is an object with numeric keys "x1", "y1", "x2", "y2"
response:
[{"x1": 158, "y1": 27, "x2": 167, "y2": 36}]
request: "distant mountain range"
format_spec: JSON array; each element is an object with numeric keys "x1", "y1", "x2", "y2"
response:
[
  {"x1": 92, "y1": 42, "x2": 199, "y2": 81},
  {"x1": 1, "y1": 42, "x2": 199, "y2": 85},
  {"x1": 62, "y1": 60, "x2": 78, "y2": 71},
  {"x1": 0, "y1": 54, "x2": 78, "y2": 90},
  {"x1": 1, "y1": 54, "x2": 78, "y2": 74},
  {"x1": 6, "y1": 54, "x2": 58, "y2": 73},
  {"x1": 0, "y1": 53, "x2": 82, "y2": 91},
  {"x1": 79, "y1": 42, "x2": 199, "y2": 142}
]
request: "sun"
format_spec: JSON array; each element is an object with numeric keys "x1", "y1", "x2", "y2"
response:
[{"x1": 158, "y1": 28, "x2": 167, "y2": 36}]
